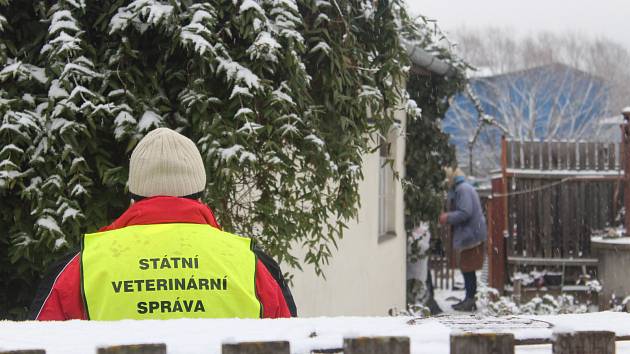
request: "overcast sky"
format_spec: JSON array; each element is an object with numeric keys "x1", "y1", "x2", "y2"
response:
[{"x1": 406, "y1": 0, "x2": 630, "y2": 50}]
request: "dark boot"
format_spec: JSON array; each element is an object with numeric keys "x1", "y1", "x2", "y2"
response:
[
  {"x1": 453, "y1": 298, "x2": 477, "y2": 312},
  {"x1": 425, "y1": 297, "x2": 443, "y2": 315},
  {"x1": 450, "y1": 298, "x2": 465, "y2": 309}
]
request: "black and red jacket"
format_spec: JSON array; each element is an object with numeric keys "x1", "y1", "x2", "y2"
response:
[{"x1": 30, "y1": 196, "x2": 296, "y2": 320}]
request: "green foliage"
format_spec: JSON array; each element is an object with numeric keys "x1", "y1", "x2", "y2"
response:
[
  {"x1": 401, "y1": 15, "x2": 468, "y2": 227},
  {"x1": 404, "y1": 71, "x2": 462, "y2": 226},
  {"x1": 400, "y1": 17, "x2": 467, "y2": 308},
  {"x1": 0, "y1": 0, "x2": 430, "y2": 319}
]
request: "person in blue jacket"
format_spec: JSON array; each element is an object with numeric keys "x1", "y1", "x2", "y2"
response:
[{"x1": 439, "y1": 167, "x2": 487, "y2": 311}]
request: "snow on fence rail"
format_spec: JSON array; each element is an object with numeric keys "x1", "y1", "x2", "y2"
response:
[
  {"x1": 505, "y1": 139, "x2": 621, "y2": 171},
  {"x1": 7, "y1": 313, "x2": 630, "y2": 354},
  {"x1": 1, "y1": 332, "x2": 620, "y2": 354}
]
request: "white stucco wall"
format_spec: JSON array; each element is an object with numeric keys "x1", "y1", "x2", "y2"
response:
[{"x1": 289, "y1": 111, "x2": 407, "y2": 317}]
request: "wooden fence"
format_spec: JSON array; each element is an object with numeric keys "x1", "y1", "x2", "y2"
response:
[
  {"x1": 430, "y1": 253, "x2": 455, "y2": 290},
  {"x1": 3, "y1": 331, "x2": 621, "y2": 354},
  {"x1": 488, "y1": 134, "x2": 630, "y2": 292},
  {"x1": 506, "y1": 140, "x2": 620, "y2": 171},
  {"x1": 505, "y1": 139, "x2": 624, "y2": 259},
  {"x1": 430, "y1": 224, "x2": 457, "y2": 290},
  {"x1": 507, "y1": 177, "x2": 623, "y2": 259}
]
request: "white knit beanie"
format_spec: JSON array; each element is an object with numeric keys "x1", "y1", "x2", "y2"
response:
[{"x1": 128, "y1": 128, "x2": 206, "y2": 197}]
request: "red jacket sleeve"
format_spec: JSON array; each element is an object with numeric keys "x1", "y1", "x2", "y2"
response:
[
  {"x1": 255, "y1": 260, "x2": 291, "y2": 318},
  {"x1": 35, "y1": 255, "x2": 290, "y2": 320},
  {"x1": 35, "y1": 254, "x2": 87, "y2": 321}
]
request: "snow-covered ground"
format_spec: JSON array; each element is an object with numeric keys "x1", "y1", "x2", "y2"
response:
[
  {"x1": 433, "y1": 268, "x2": 471, "y2": 315},
  {"x1": 3, "y1": 312, "x2": 630, "y2": 354}
]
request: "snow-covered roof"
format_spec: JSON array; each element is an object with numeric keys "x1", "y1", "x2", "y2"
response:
[
  {"x1": 598, "y1": 114, "x2": 624, "y2": 125},
  {"x1": 465, "y1": 66, "x2": 495, "y2": 79},
  {"x1": 471, "y1": 63, "x2": 603, "y2": 83}
]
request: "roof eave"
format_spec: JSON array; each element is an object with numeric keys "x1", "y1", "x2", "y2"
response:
[{"x1": 404, "y1": 40, "x2": 454, "y2": 77}]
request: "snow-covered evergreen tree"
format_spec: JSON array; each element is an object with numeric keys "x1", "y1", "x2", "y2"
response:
[{"x1": 0, "y1": 0, "x2": 463, "y2": 318}]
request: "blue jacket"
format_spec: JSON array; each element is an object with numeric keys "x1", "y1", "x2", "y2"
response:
[{"x1": 447, "y1": 177, "x2": 487, "y2": 251}]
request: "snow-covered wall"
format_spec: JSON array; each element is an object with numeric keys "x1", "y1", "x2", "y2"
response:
[{"x1": 288, "y1": 109, "x2": 407, "y2": 316}]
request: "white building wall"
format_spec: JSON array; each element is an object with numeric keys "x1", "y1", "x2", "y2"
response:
[{"x1": 289, "y1": 110, "x2": 407, "y2": 317}]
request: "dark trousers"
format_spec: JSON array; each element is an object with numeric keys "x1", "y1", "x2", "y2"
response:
[
  {"x1": 426, "y1": 268, "x2": 435, "y2": 298},
  {"x1": 463, "y1": 271, "x2": 477, "y2": 300}
]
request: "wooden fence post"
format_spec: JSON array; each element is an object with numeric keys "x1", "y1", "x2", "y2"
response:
[
  {"x1": 97, "y1": 344, "x2": 166, "y2": 354},
  {"x1": 451, "y1": 333, "x2": 514, "y2": 354},
  {"x1": 485, "y1": 135, "x2": 510, "y2": 293},
  {"x1": 0, "y1": 351, "x2": 46, "y2": 354},
  {"x1": 490, "y1": 176, "x2": 507, "y2": 292},
  {"x1": 486, "y1": 196, "x2": 494, "y2": 288},
  {"x1": 552, "y1": 331, "x2": 615, "y2": 354},
  {"x1": 222, "y1": 341, "x2": 290, "y2": 354},
  {"x1": 622, "y1": 123, "x2": 630, "y2": 236},
  {"x1": 343, "y1": 336, "x2": 410, "y2": 354},
  {"x1": 512, "y1": 278, "x2": 522, "y2": 304}
]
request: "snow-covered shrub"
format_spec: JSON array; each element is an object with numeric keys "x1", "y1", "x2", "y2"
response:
[
  {"x1": 608, "y1": 293, "x2": 630, "y2": 312},
  {"x1": 519, "y1": 294, "x2": 588, "y2": 315},
  {"x1": 476, "y1": 287, "x2": 588, "y2": 316},
  {"x1": 388, "y1": 303, "x2": 432, "y2": 318},
  {"x1": 601, "y1": 226, "x2": 626, "y2": 239},
  {"x1": 585, "y1": 280, "x2": 603, "y2": 293},
  {"x1": 476, "y1": 287, "x2": 520, "y2": 315}
]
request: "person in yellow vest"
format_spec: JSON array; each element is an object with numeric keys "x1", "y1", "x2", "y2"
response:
[{"x1": 31, "y1": 128, "x2": 295, "y2": 320}]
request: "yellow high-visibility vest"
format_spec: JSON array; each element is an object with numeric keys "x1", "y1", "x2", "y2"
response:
[{"x1": 81, "y1": 223, "x2": 261, "y2": 320}]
